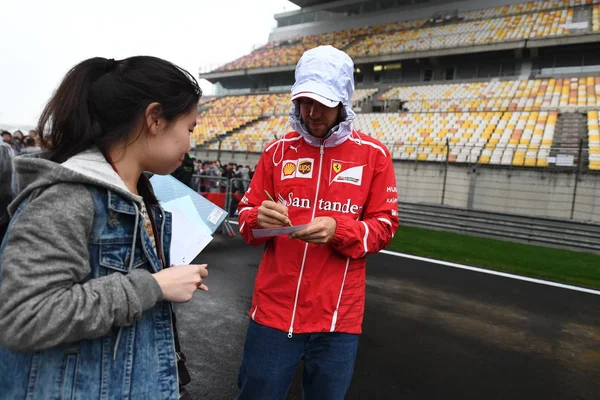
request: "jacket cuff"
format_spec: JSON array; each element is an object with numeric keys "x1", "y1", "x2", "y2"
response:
[
  {"x1": 246, "y1": 207, "x2": 261, "y2": 231},
  {"x1": 128, "y1": 269, "x2": 163, "y2": 311},
  {"x1": 330, "y1": 216, "x2": 355, "y2": 248}
]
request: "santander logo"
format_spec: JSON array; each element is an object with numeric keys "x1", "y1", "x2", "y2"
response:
[
  {"x1": 278, "y1": 192, "x2": 362, "y2": 215},
  {"x1": 278, "y1": 192, "x2": 311, "y2": 209}
]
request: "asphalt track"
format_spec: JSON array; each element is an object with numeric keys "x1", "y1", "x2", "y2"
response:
[{"x1": 176, "y1": 235, "x2": 600, "y2": 400}]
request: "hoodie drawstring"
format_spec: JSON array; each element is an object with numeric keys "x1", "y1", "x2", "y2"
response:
[
  {"x1": 351, "y1": 129, "x2": 363, "y2": 145},
  {"x1": 272, "y1": 121, "x2": 292, "y2": 167},
  {"x1": 113, "y1": 202, "x2": 140, "y2": 360}
]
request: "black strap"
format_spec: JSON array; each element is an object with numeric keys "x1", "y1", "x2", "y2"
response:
[
  {"x1": 172, "y1": 310, "x2": 191, "y2": 386},
  {"x1": 171, "y1": 310, "x2": 183, "y2": 355}
]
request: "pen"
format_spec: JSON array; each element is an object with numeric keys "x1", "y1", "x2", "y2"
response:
[{"x1": 264, "y1": 190, "x2": 293, "y2": 227}]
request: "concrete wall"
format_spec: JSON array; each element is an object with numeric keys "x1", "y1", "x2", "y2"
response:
[
  {"x1": 395, "y1": 162, "x2": 600, "y2": 222},
  {"x1": 270, "y1": 0, "x2": 529, "y2": 41}
]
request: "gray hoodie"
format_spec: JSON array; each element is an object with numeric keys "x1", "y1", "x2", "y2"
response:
[{"x1": 0, "y1": 150, "x2": 163, "y2": 351}]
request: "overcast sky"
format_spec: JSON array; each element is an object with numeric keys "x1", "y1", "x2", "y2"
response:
[{"x1": 1, "y1": 0, "x2": 299, "y2": 128}]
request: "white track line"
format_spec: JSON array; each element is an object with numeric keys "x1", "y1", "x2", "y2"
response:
[
  {"x1": 379, "y1": 250, "x2": 600, "y2": 296},
  {"x1": 225, "y1": 220, "x2": 599, "y2": 295}
]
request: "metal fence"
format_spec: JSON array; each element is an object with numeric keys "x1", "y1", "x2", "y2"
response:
[{"x1": 188, "y1": 175, "x2": 251, "y2": 235}]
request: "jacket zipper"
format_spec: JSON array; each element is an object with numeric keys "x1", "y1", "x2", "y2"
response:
[{"x1": 288, "y1": 143, "x2": 325, "y2": 338}]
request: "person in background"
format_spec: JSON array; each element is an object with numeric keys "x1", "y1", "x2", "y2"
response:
[
  {"x1": 1, "y1": 131, "x2": 12, "y2": 144},
  {"x1": 28, "y1": 130, "x2": 41, "y2": 148},
  {"x1": 204, "y1": 160, "x2": 222, "y2": 193},
  {"x1": 10, "y1": 131, "x2": 24, "y2": 154},
  {"x1": 199, "y1": 161, "x2": 211, "y2": 192},
  {"x1": 19, "y1": 137, "x2": 42, "y2": 155},
  {"x1": 193, "y1": 159, "x2": 202, "y2": 174},
  {"x1": 171, "y1": 152, "x2": 195, "y2": 188},
  {"x1": 238, "y1": 165, "x2": 250, "y2": 192},
  {"x1": 222, "y1": 163, "x2": 236, "y2": 190},
  {"x1": 235, "y1": 46, "x2": 399, "y2": 400},
  {"x1": 0, "y1": 56, "x2": 208, "y2": 400},
  {"x1": 11, "y1": 138, "x2": 23, "y2": 154}
]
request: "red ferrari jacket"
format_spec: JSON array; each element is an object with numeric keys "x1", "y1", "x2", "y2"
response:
[{"x1": 238, "y1": 128, "x2": 399, "y2": 336}]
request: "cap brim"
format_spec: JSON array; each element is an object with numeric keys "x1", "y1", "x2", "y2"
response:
[{"x1": 291, "y1": 92, "x2": 340, "y2": 108}]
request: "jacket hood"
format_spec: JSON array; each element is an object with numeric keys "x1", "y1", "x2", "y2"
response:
[
  {"x1": 9, "y1": 149, "x2": 142, "y2": 216},
  {"x1": 288, "y1": 45, "x2": 356, "y2": 148}
]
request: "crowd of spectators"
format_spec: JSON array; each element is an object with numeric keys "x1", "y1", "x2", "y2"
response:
[
  {"x1": 1, "y1": 129, "x2": 42, "y2": 155},
  {"x1": 171, "y1": 156, "x2": 256, "y2": 216},
  {"x1": 172, "y1": 157, "x2": 255, "y2": 191},
  {"x1": 0, "y1": 128, "x2": 254, "y2": 224}
]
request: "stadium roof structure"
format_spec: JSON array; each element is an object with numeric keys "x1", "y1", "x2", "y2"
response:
[
  {"x1": 288, "y1": 0, "x2": 336, "y2": 7},
  {"x1": 199, "y1": 0, "x2": 600, "y2": 89},
  {"x1": 287, "y1": 0, "x2": 432, "y2": 9}
]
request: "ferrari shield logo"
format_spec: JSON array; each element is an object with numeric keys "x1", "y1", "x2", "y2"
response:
[{"x1": 329, "y1": 159, "x2": 365, "y2": 186}]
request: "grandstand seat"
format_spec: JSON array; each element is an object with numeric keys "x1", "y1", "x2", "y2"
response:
[
  {"x1": 197, "y1": 71, "x2": 599, "y2": 170},
  {"x1": 208, "y1": 0, "x2": 598, "y2": 72},
  {"x1": 193, "y1": 116, "x2": 259, "y2": 146},
  {"x1": 212, "y1": 116, "x2": 289, "y2": 152}
]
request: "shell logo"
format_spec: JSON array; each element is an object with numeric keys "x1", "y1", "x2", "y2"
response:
[{"x1": 283, "y1": 162, "x2": 297, "y2": 176}]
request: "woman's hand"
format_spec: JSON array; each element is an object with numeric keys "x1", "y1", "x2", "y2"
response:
[{"x1": 152, "y1": 264, "x2": 209, "y2": 303}]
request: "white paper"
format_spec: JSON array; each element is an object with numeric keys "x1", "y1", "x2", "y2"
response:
[
  {"x1": 162, "y1": 196, "x2": 212, "y2": 235},
  {"x1": 252, "y1": 224, "x2": 308, "y2": 238},
  {"x1": 168, "y1": 206, "x2": 213, "y2": 265}
]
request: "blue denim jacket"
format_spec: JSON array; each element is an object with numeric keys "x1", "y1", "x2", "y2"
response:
[{"x1": 0, "y1": 184, "x2": 179, "y2": 400}]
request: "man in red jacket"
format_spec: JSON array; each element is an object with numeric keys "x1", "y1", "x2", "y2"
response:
[{"x1": 236, "y1": 45, "x2": 399, "y2": 400}]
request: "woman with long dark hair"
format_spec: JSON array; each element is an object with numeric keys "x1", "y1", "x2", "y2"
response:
[{"x1": 0, "y1": 56, "x2": 207, "y2": 399}]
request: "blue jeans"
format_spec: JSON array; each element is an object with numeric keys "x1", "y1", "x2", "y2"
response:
[{"x1": 236, "y1": 320, "x2": 359, "y2": 400}]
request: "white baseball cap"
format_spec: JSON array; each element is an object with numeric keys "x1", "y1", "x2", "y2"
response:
[{"x1": 291, "y1": 45, "x2": 354, "y2": 109}]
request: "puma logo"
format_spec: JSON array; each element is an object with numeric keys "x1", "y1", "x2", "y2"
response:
[{"x1": 290, "y1": 144, "x2": 299, "y2": 152}]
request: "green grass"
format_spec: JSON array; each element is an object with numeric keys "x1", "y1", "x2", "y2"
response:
[{"x1": 387, "y1": 226, "x2": 600, "y2": 290}]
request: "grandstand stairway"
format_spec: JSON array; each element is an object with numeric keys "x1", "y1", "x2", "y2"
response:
[
  {"x1": 551, "y1": 113, "x2": 588, "y2": 167},
  {"x1": 571, "y1": 6, "x2": 592, "y2": 33},
  {"x1": 341, "y1": 36, "x2": 364, "y2": 53},
  {"x1": 355, "y1": 94, "x2": 378, "y2": 113}
]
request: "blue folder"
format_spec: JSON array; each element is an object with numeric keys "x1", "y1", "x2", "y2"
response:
[{"x1": 149, "y1": 174, "x2": 228, "y2": 234}]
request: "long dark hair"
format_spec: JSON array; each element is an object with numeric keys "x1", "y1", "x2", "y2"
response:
[{"x1": 38, "y1": 56, "x2": 202, "y2": 164}]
